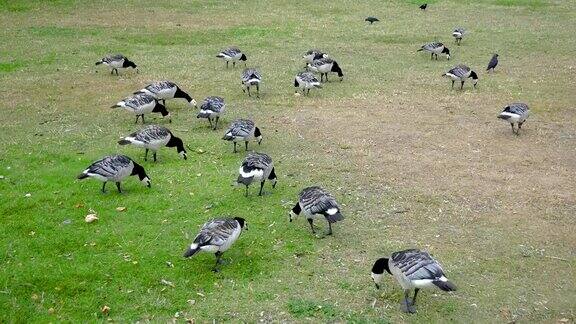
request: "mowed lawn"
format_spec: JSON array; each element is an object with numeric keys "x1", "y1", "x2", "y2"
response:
[{"x1": 1, "y1": 0, "x2": 575, "y2": 322}]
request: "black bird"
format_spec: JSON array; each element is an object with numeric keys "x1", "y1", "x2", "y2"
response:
[
  {"x1": 371, "y1": 249, "x2": 457, "y2": 314},
  {"x1": 365, "y1": 17, "x2": 379, "y2": 24},
  {"x1": 77, "y1": 155, "x2": 151, "y2": 193},
  {"x1": 487, "y1": 54, "x2": 499, "y2": 72},
  {"x1": 419, "y1": 3, "x2": 428, "y2": 10}
]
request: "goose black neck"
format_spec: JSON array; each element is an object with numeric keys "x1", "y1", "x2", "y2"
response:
[
  {"x1": 291, "y1": 203, "x2": 302, "y2": 215},
  {"x1": 331, "y1": 62, "x2": 344, "y2": 77},
  {"x1": 372, "y1": 258, "x2": 391, "y2": 275},
  {"x1": 131, "y1": 162, "x2": 148, "y2": 180},
  {"x1": 175, "y1": 87, "x2": 192, "y2": 102},
  {"x1": 166, "y1": 135, "x2": 185, "y2": 153},
  {"x1": 234, "y1": 217, "x2": 246, "y2": 228}
]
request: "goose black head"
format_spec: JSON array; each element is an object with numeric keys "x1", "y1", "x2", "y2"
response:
[
  {"x1": 442, "y1": 47, "x2": 451, "y2": 60},
  {"x1": 289, "y1": 202, "x2": 302, "y2": 222},
  {"x1": 371, "y1": 257, "x2": 391, "y2": 289},
  {"x1": 331, "y1": 61, "x2": 344, "y2": 79},
  {"x1": 240, "y1": 54, "x2": 247, "y2": 61},
  {"x1": 153, "y1": 102, "x2": 171, "y2": 122},
  {"x1": 234, "y1": 217, "x2": 248, "y2": 230},
  {"x1": 124, "y1": 59, "x2": 138, "y2": 70},
  {"x1": 254, "y1": 127, "x2": 263, "y2": 145},
  {"x1": 175, "y1": 88, "x2": 197, "y2": 107},
  {"x1": 167, "y1": 136, "x2": 187, "y2": 160},
  {"x1": 294, "y1": 78, "x2": 300, "y2": 90},
  {"x1": 470, "y1": 71, "x2": 479, "y2": 87},
  {"x1": 131, "y1": 162, "x2": 151, "y2": 188}
]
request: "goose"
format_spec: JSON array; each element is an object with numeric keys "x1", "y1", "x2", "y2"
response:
[
  {"x1": 306, "y1": 58, "x2": 344, "y2": 82},
  {"x1": 111, "y1": 94, "x2": 170, "y2": 124},
  {"x1": 197, "y1": 96, "x2": 225, "y2": 130},
  {"x1": 216, "y1": 47, "x2": 247, "y2": 68},
  {"x1": 183, "y1": 217, "x2": 247, "y2": 272},
  {"x1": 241, "y1": 68, "x2": 262, "y2": 97},
  {"x1": 222, "y1": 119, "x2": 263, "y2": 153},
  {"x1": 118, "y1": 125, "x2": 187, "y2": 162},
  {"x1": 452, "y1": 27, "x2": 465, "y2": 45},
  {"x1": 365, "y1": 17, "x2": 379, "y2": 24},
  {"x1": 134, "y1": 81, "x2": 196, "y2": 107},
  {"x1": 487, "y1": 54, "x2": 499, "y2": 72},
  {"x1": 302, "y1": 50, "x2": 328, "y2": 63},
  {"x1": 289, "y1": 186, "x2": 344, "y2": 236},
  {"x1": 442, "y1": 64, "x2": 478, "y2": 89},
  {"x1": 418, "y1": 42, "x2": 450, "y2": 60},
  {"x1": 77, "y1": 155, "x2": 151, "y2": 193},
  {"x1": 236, "y1": 152, "x2": 277, "y2": 196},
  {"x1": 294, "y1": 72, "x2": 322, "y2": 95},
  {"x1": 371, "y1": 249, "x2": 457, "y2": 314},
  {"x1": 420, "y1": 3, "x2": 428, "y2": 10},
  {"x1": 498, "y1": 103, "x2": 529, "y2": 135},
  {"x1": 95, "y1": 54, "x2": 137, "y2": 75}
]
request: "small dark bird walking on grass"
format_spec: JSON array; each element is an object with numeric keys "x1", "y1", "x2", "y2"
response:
[
  {"x1": 365, "y1": 17, "x2": 379, "y2": 24},
  {"x1": 487, "y1": 54, "x2": 499, "y2": 72},
  {"x1": 419, "y1": 3, "x2": 428, "y2": 10}
]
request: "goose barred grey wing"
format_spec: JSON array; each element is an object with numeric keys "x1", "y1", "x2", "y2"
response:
[
  {"x1": 102, "y1": 54, "x2": 125, "y2": 64},
  {"x1": 447, "y1": 65, "x2": 470, "y2": 78},
  {"x1": 241, "y1": 68, "x2": 261, "y2": 82},
  {"x1": 223, "y1": 47, "x2": 241, "y2": 56},
  {"x1": 503, "y1": 103, "x2": 528, "y2": 115},
  {"x1": 422, "y1": 42, "x2": 442, "y2": 51},
  {"x1": 144, "y1": 81, "x2": 176, "y2": 94},
  {"x1": 194, "y1": 218, "x2": 240, "y2": 247},
  {"x1": 85, "y1": 155, "x2": 132, "y2": 178},
  {"x1": 201, "y1": 96, "x2": 225, "y2": 113},
  {"x1": 297, "y1": 72, "x2": 319, "y2": 83},
  {"x1": 124, "y1": 94, "x2": 156, "y2": 109},
  {"x1": 243, "y1": 152, "x2": 272, "y2": 170},
  {"x1": 391, "y1": 249, "x2": 445, "y2": 281},
  {"x1": 130, "y1": 125, "x2": 171, "y2": 143},
  {"x1": 300, "y1": 187, "x2": 339, "y2": 215},
  {"x1": 224, "y1": 119, "x2": 255, "y2": 139}
]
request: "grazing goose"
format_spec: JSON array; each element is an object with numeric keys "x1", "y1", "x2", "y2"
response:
[
  {"x1": 236, "y1": 152, "x2": 277, "y2": 196},
  {"x1": 306, "y1": 58, "x2": 344, "y2": 82},
  {"x1": 365, "y1": 16, "x2": 379, "y2": 24},
  {"x1": 419, "y1": 3, "x2": 428, "y2": 10},
  {"x1": 241, "y1": 68, "x2": 262, "y2": 97},
  {"x1": 289, "y1": 186, "x2": 344, "y2": 236},
  {"x1": 498, "y1": 102, "x2": 529, "y2": 135},
  {"x1": 294, "y1": 72, "x2": 322, "y2": 95},
  {"x1": 487, "y1": 54, "x2": 499, "y2": 72},
  {"x1": 302, "y1": 50, "x2": 328, "y2": 63},
  {"x1": 371, "y1": 249, "x2": 457, "y2": 314},
  {"x1": 118, "y1": 125, "x2": 187, "y2": 162},
  {"x1": 134, "y1": 81, "x2": 196, "y2": 107},
  {"x1": 222, "y1": 119, "x2": 262, "y2": 153},
  {"x1": 452, "y1": 27, "x2": 465, "y2": 45},
  {"x1": 111, "y1": 94, "x2": 170, "y2": 124},
  {"x1": 216, "y1": 47, "x2": 247, "y2": 68},
  {"x1": 443, "y1": 64, "x2": 478, "y2": 89},
  {"x1": 95, "y1": 54, "x2": 137, "y2": 75},
  {"x1": 77, "y1": 155, "x2": 151, "y2": 193},
  {"x1": 183, "y1": 217, "x2": 247, "y2": 272},
  {"x1": 417, "y1": 42, "x2": 450, "y2": 60},
  {"x1": 197, "y1": 96, "x2": 225, "y2": 130}
]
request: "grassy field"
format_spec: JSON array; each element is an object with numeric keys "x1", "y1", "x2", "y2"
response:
[{"x1": 1, "y1": 0, "x2": 575, "y2": 322}]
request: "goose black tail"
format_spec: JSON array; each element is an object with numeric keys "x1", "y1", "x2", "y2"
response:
[
  {"x1": 433, "y1": 280, "x2": 457, "y2": 291},
  {"x1": 77, "y1": 173, "x2": 89, "y2": 180}
]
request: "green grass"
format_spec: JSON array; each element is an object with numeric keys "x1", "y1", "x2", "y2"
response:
[{"x1": 1, "y1": 0, "x2": 575, "y2": 322}]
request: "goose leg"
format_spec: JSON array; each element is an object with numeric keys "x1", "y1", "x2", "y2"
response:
[
  {"x1": 135, "y1": 115, "x2": 140, "y2": 124},
  {"x1": 233, "y1": 61, "x2": 236, "y2": 68},
  {"x1": 510, "y1": 123, "x2": 515, "y2": 134},
  {"x1": 258, "y1": 180, "x2": 265, "y2": 196},
  {"x1": 245, "y1": 185, "x2": 249, "y2": 197},
  {"x1": 430, "y1": 53, "x2": 433, "y2": 60},
  {"x1": 116, "y1": 182, "x2": 122, "y2": 193},
  {"x1": 245, "y1": 141, "x2": 249, "y2": 151},
  {"x1": 226, "y1": 61, "x2": 229, "y2": 68},
  {"x1": 325, "y1": 73, "x2": 329, "y2": 82},
  {"x1": 451, "y1": 80, "x2": 455, "y2": 89},
  {"x1": 307, "y1": 218, "x2": 315, "y2": 234},
  {"x1": 207, "y1": 118, "x2": 213, "y2": 129},
  {"x1": 460, "y1": 81, "x2": 465, "y2": 90},
  {"x1": 214, "y1": 117, "x2": 219, "y2": 130},
  {"x1": 400, "y1": 290, "x2": 416, "y2": 313},
  {"x1": 145, "y1": 149, "x2": 149, "y2": 161},
  {"x1": 141, "y1": 115, "x2": 145, "y2": 124},
  {"x1": 153, "y1": 151, "x2": 157, "y2": 162},
  {"x1": 412, "y1": 288, "x2": 420, "y2": 306},
  {"x1": 247, "y1": 86, "x2": 251, "y2": 97},
  {"x1": 213, "y1": 251, "x2": 223, "y2": 272},
  {"x1": 233, "y1": 142, "x2": 237, "y2": 153},
  {"x1": 101, "y1": 182, "x2": 107, "y2": 193},
  {"x1": 256, "y1": 84, "x2": 259, "y2": 98},
  {"x1": 327, "y1": 221, "x2": 333, "y2": 235}
]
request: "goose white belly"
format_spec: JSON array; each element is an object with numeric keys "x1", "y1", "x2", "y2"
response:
[
  {"x1": 105, "y1": 60, "x2": 124, "y2": 69},
  {"x1": 296, "y1": 77, "x2": 316, "y2": 89},
  {"x1": 429, "y1": 46, "x2": 444, "y2": 54},
  {"x1": 316, "y1": 63, "x2": 332, "y2": 73},
  {"x1": 125, "y1": 103, "x2": 155, "y2": 115},
  {"x1": 219, "y1": 227, "x2": 241, "y2": 252}
]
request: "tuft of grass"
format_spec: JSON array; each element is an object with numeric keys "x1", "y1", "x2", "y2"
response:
[
  {"x1": 287, "y1": 299, "x2": 339, "y2": 319},
  {"x1": 0, "y1": 61, "x2": 25, "y2": 72},
  {"x1": 492, "y1": 0, "x2": 547, "y2": 8}
]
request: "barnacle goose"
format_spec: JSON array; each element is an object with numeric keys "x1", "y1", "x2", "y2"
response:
[
  {"x1": 487, "y1": 54, "x2": 499, "y2": 72},
  {"x1": 77, "y1": 155, "x2": 151, "y2": 193},
  {"x1": 498, "y1": 103, "x2": 529, "y2": 135},
  {"x1": 111, "y1": 93, "x2": 170, "y2": 124},
  {"x1": 417, "y1": 42, "x2": 450, "y2": 60},
  {"x1": 294, "y1": 72, "x2": 322, "y2": 95},
  {"x1": 183, "y1": 217, "x2": 247, "y2": 272},
  {"x1": 216, "y1": 47, "x2": 247, "y2": 68},
  {"x1": 306, "y1": 58, "x2": 344, "y2": 82},
  {"x1": 95, "y1": 54, "x2": 138, "y2": 75},
  {"x1": 134, "y1": 81, "x2": 196, "y2": 107},
  {"x1": 241, "y1": 68, "x2": 262, "y2": 98},
  {"x1": 289, "y1": 186, "x2": 344, "y2": 236},
  {"x1": 365, "y1": 16, "x2": 379, "y2": 24},
  {"x1": 222, "y1": 119, "x2": 262, "y2": 153},
  {"x1": 371, "y1": 249, "x2": 457, "y2": 314},
  {"x1": 118, "y1": 125, "x2": 187, "y2": 162},
  {"x1": 236, "y1": 152, "x2": 277, "y2": 196},
  {"x1": 302, "y1": 50, "x2": 328, "y2": 63},
  {"x1": 452, "y1": 27, "x2": 465, "y2": 45},
  {"x1": 443, "y1": 64, "x2": 478, "y2": 89},
  {"x1": 197, "y1": 96, "x2": 225, "y2": 130}
]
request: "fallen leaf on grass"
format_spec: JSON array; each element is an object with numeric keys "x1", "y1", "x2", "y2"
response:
[
  {"x1": 161, "y1": 279, "x2": 175, "y2": 287},
  {"x1": 116, "y1": 206, "x2": 126, "y2": 212},
  {"x1": 101, "y1": 305, "x2": 110, "y2": 315},
  {"x1": 85, "y1": 214, "x2": 98, "y2": 223}
]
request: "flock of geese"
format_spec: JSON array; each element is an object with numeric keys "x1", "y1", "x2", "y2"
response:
[{"x1": 75, "y1": 5, "x2": 532, "y2": 314}]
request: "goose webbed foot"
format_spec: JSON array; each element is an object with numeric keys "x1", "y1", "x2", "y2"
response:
[{"x1": 400, "y1": 298, "x2": 416, "y2": 313}]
